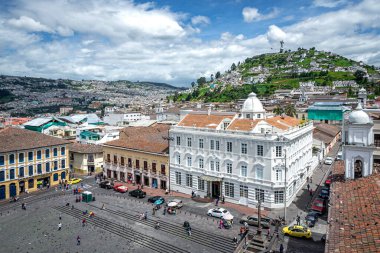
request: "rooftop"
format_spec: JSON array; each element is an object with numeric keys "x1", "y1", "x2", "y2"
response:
[
  {"x1": 0, "y1": 127, "x2": 71, "y2": 152},
  {"x1": 178, "y1": 112, "x2": 235, "y2": 129},
  {"x1": 68, "y1": 143, "x2": 102, "y2": 154},
  {"x1": 326, "y1": 161, "x2": 380, "y2": 253}
]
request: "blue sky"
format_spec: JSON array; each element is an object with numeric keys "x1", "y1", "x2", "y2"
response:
[{"x1": 0, "y1": 0, "x2": 378, "y2": 86}]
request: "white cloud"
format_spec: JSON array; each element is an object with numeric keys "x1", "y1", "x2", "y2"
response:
[
  {"x1": 191, "y1": 15, "x2": 210, "y2": 26},
  {"x1": 7, "y1": 16, "x2": 52, "y2": 32},
  {"x1": 313, "y1": 0, "x2": 347, "y2": 8},
  {"x1": 242, "y1": 7, "x2": 279, "y2": 23}
]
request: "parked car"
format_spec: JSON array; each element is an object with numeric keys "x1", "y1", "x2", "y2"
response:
[
  {"x1": 68, "y1": 178, "x2": 82, "y2": 185},
  {"x1": 319, "y1": 186, "x2": 330, "y2": 199},
  {"x1": 99, "y1": 181, "x2": 112, "y2": 189},
  {"x1": 325, "y1": 175, "x2": 332, "y2": 188},
  {"x1": 282, "y1": 225, "x2": 312, "y2": 239},
  {"x1": 167, "y1": 199, "x2": 183, "y2": 208},
  {"x1": 115, "y1": 185, "x2": 128, "y2": 193},
  {"x1": 324, "y1": 157, "x2": 334, "y2": 165},
  {"x1": 113, "y1": 183, "x2": 123, "y2": 191},
  {"x1": 311, "y1": 198, "x2": 327, "y2": 215},
  {"x1": 239, "y1": 215, "x2": 271, "y2": 228},
  {"x1": 148, "y1": 196, "x2": 164, "y2": 203},
  {"x1": 305, "y1": 211, "x2": 319, "y2": 227},
  {"x1": 129, "y1": 189, "x2": 146, "y2": 198},
  {"x1": 336, "y1": 151, "x2": 343, "y2": 161},
  {"x1": 207, "y1": 208, "x2": 233, "y2": 220}
]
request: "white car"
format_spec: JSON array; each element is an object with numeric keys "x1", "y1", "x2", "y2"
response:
[
  {"x1": 324, "y1": 157, "x2": 334, "y2": 165},
  {"x1": 167, "y1": 199, "x2": 183, "y2": 208},
  {"x1": 207, "y1": 208, "x2": 233, "y2": 219}
]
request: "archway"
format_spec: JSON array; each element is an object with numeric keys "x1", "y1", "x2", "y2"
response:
[
  {"x1": 354, "y1": 159, "x2": 363, "y2": 178},
  {"x1": 9, "y1": 183, "x2": 17, "y2": 197}
]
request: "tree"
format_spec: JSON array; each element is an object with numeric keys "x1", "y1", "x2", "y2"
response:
[
  {"x1": 354, "y1": 70, "x2": 367, "y2": 84},
  {"x1": 284, "y1": 104, "x2": 296, "y2": 117},
  {"x1": 231, "y1": 63, "x2": 236, "y2": 71},
  {"x1": 191, "y1": 81, "x2": 196, "y2": 88},
  {"x1": 215, "y1": 71, "x2": 221, "y2": 79},
  {"x1": 210, "y1": 74, "x2": 214, "y2": 82},
  {"x1": 273, "y1": 105, "x2": 284, "y2": 116},
  {"x1": 196, "y1": 77, "x2": 207, "y2": 86}
]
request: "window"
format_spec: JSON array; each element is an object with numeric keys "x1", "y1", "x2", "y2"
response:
[
  {"x1": 152, "y1": 163, "x2": 157, "y2": 173},
  {"x1": 61, "y1": 147, "x2": 66, "y2": 155},
  {"x1": 198, "y1": 176, "x2": 205, "y2": 191},
  {"x1": 175, "y1": 171, "x2": 182, "y2": 185},
  {"x1": 9, "y1": 154, "x2": 15, "y2": 164},
  {"x1": 275, "y1": 191, "x2": 284, "y2": 204},
  {"x1": 28, "y1": 165, "x2": 33, "y2": 176},
  {"x1": 276, "y1": 169, "x2": 282, "y2": 181},
  {"x1": 225, "y1": 182, "x2": 234, "y2": 197},
  {"x1": 61, "y1": 159, "x2": 66, "y2": 169},
  {"x1": 256, "y1": 167, "x2": 263, "y2": 179},
  {"x1": 53, "y1": 173, "x2": 59, "y2": 181},
  {"x1": 257, "y1": 145, "x2": 263, "y2": 156},
  {"x1": 37, "y1": 164, "x2": 42, "y2": 174},
  {"x1": 257, "y1": 114, "x2": 261, "y2": 119},
  {"x1": 210, "y1": 161, "x2": 215, "y2": 171},
  {"x1": 240, "y1": 185, "x2": 248, "y2": 198},
  {"x1": 28, "y1": 178, "x2": 34, "y2": 188},
  {"x1": 223, "y1": 122, "x2": 229, "y2": 130},
  {"x1": 45, "y1": 149, "x2": 50, "y2": 158},
  {"x1": 255, "y1": 188, "x2": 265, "y2": 202},
  {"x1": 241, "y1": 165, "x2": 247, "y2": 177},
  {"x1": 226, "y1": 163, "x2": 232, "y2": 174},
  {"x1": 10, "y1": 169, "x2": 15, "y2": 179},
  {"x1": 161, "y1": 164, "x2": 166, "y2": 175},
  {"x1": 176, "y1": 154, "x2": 181, "y2": 164},
  {"x1": 28, "y1": 151, "x2": 33, "y2": 161},
  {"x1": 215, "y1": 141, "x2": 220, "y2": 151},
  {"x1": 106, "y1": 154, "x2": 111, "y2": 163},
  {"x1": 186, "y1": 174, "x2": 193, "y2": 187},
  {"x1": 113, "y1": 155, "x2": 117, "y2": 164},
  {"x1": 187, "y1": 156, "x2": 192, "y2": 167},
  {"x1": 241, "y1": 143, "x2": 247, "y2": 154},
  {"x1": 227, "y1": 142, "x2": 232, "y2": 152},
  {"x1": 143, "y1": 161, "x2": 148, "y2": 170},
  {"x1": 37, "y1": 150, "x2": 41, "y2": 160},
  {"x1": 19, "y1": 167, "x2": 24, "y2": 177},
  {"x1": 54, "y1": 161, "x2": 58, "y2": 170},
  {"x1": 187, "y1": 137, "x2": 192, "y2": 147},
  {"x1": 199, "y1": 158, "x2": 204, "y2": 169},
  {"x1": 136, "y1": 160, "x2": 140, "y2": 169},
  {"x1": 176, "y1": 136, "x2": 181, "y2": 145},
  {"x1": 199, "y1": 139, "x2": 204, "y2": 149},
  {"x1": 46, "y1": 162, "x2": 50, "y2": 172},
  {"x1": 276, "y1": 146, "x2": 282, "y2": 157},
  {"x1": 216, "y1": 161, "x2": 220, "y2": 172},
  {"x1": 0, "y1": 156, "x2": 4, "y2": 166},
  {"x1": 19, "y1": 153, "x2": 24, "y2": 163},
  {"x1": 0, "y1": 171, "x2": 4, "y2": 182},
  {"x1": 128, "y1": 158, "x2": 132, "y2": 167},
  {"x1": 210, "y1": 140, "x2": 215, "y2": 150},
  {"x1": 246, "y1": 114, "x2": 251, "y2": 119},
  {"x1": 53, "y1": 148, "x2": 58, "y2": 157},
  {"x1": 120, "y1": 157, "x2": 125, "y2": 166}
]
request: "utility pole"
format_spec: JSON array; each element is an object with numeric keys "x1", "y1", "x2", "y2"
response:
[
  {"x1": 162, "y1": 129, "x2": 174, "y2": 193},
  {"x1": 257, "y1": 198, "x2": 262, "y2": 235},
  {"x1": 284, "y1": 149, "x2": 287, "y2": 223}
]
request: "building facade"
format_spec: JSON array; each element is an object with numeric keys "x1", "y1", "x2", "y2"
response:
[
  {"x1": 169, "y1": 93, "x2": 314, "y2": 209},
  {"x1": 0, "y1": 128, "x2": 70, "y2": 200},
  {"x1": 103, "y1": 124, "x2": 170, "y2": 190},
  {"x1": 69, "y1": 143, "x2": 103, "y2": 175}
]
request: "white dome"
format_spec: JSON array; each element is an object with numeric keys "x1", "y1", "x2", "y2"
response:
[
  {"x1": 242, "y1": 92, "x2": 265, "y2": 113},
  {"x1": 348, "y1": 103, "x2": 371, "y2": 124}
]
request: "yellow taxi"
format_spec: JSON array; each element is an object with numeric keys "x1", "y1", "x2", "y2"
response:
[
  {"x1": 68, "y1": 178, "x2": 82, "y2": 185},
  {"x1": 282, "y1": 225, "x2": 312, "y2": 239}
]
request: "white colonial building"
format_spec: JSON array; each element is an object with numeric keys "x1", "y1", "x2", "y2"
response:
[{"x1": 169, "y1": 93, "x2": 314, "y2": 209}]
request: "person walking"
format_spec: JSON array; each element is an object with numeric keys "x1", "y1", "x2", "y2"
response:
[
  {"x1": 280, "y1": 243, "x2": 284, "y2": 253},
  {"x1": 219, "y1": 219, "x2": 224, "y2": 229},
  {"x1": 59, "y1": 214, "x2": 62, "y2": 220},
  {"x1": 307, "y1": 183, "x2": 310, "y2": 191},
  {"x1": 233, "y1": 237, "x2": 238, "y2": 247},
  {"x1": 296, "y1": 215, "x2": 301, "y2": 225},
  {"x1": 310, "y1": 176, "x2": 313, "y2": 183},
  {"x1": 163, "y1": 207, "x2": 166, "y2": 215},
  {"x1": 144, "y1": 211, "x2": 148, "y2": 220},
  {"x1": 58, "y1": 222, "x2": 62, "y2": 231},
  {"x1": 222, "y1": 195, "x2": 225, "y2": 204},
  {"x1": 267, "y1": 228, "x2": 271, "y2": 237},
  {"x1": 215, "y1": 197, "x2": 219, "y2": 206},
  {"x1": 77, "y1": 236, "x2": 81, "y2": 246},
  {"x1": 310, "y1": 189, "x2": 313, "y2": 197},
  {"x1": 152, "y1": 207, "x2": 156, "y2": 216},
  {"x1": 187, "y1": 226, "x2": 192, "y2": 236},
  {"x1": 82, "y1": 218, "x2": 86, "y2": 227}
]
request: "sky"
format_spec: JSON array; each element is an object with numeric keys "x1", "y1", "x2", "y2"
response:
[{"x1": 0, "y1": 0, "x2": 379, "y2": 87}]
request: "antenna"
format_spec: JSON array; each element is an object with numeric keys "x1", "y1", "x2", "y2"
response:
[{"x1": 280, "y1": 40, "x2": 284, "y2": 53}]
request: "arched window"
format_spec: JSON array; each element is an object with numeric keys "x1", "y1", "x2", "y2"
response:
[{"x1": 354, "y1": 159, "x2": 363, "y2": 178}]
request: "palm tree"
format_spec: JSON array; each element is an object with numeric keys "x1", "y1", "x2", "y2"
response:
[
  {"x1": 284, "y1": 104, "x2": 297, "y2": 117},
  {"x1": 273, "y1": 105, "x2": 284, "y2": 116}
]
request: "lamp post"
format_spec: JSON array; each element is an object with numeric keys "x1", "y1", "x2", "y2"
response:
[
  {"x1": 162, "y1": 129, "x2": 174, "y2": 193},
  {"x1": 257, "y1": 199, "x2": 262, "y2": 235},
  {"x1": 283, "y1": 148, "x2": 287, "y2": 223}
]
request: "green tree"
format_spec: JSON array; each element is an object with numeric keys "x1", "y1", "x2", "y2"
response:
[
  {"x1": 210, "y1": 74, "x2": 214, "y2": 82},
  {"x1": 196, "y1": 77, "x2": 207, "y2": 86},
  {"x1": 273, "y1": 105, "x2": 284, "y2": 116},
  {"x1": 354, "y1": 70, "x2": 367, "y2": 84},
  {"x1": 215, "y1": 71, "x2": 221, "y2": 79},
  {"x1": 231, "y1": 63, "x2": 236, "y2": 71},
  {"x1": 284, "y1": 104, "x2": 297, "y2": 117},
  {"x1": 191, "y1": 81, "x2": 196, "y2": 88}
]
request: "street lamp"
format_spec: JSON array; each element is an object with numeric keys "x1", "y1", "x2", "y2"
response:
[
  {"x1": 257, "y1": 199, "x2": 262, "y2": 235},
  {"x1": 162, "y1": 129, "x2": 174, "y2": 193},
  {"x1": 283, "y1": 148, "x2": 287, "y2": 223}
]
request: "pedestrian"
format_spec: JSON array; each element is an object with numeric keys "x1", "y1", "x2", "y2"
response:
[
  {"x1": 155, "y1": 221, "x2": 160, "y2": 229},
  {"x1": 222, "y1": 195, "x2": 225, "y2": 204},
  {"x1": 152, "y1": 207, "x2": 156, "y2": 216},
  {"x1": 307, "y1": 183, "x2": 310, "y2": 191},
  {"x1": 215, "y1": 197, "x2": 219, "y2": 206},
  {"x1": 306, "y1": 176, "x2": 309, "y2": 183},
  {"x1": 310, "y1": 189, "x2": 313, "y2": 197},
  {"x1": 144, "y1": 211, "x2": 148, "y2": 220},
  {"x1": 233, "y1": 236, "x2": 238, "y2": 247},
  {"x1": 71, "y1": 204, "x2": 74, "y2": 210},
  {"x1": 280, "y1": 243, "x2": 284, "y2": 253},
  {"x1": 101, "y1": 203, "x2": 105, "y2": 210},
  {"x1": 219, "y1": 219, "x2": 223, "y2": 229},
  {"x1": 191, "y1": 190, "x2": 194, "y2": 198},
  {"x1": 296, "y1": 215, "x2": 300, "y2": 225},
  {"x1": 59, "y1": 214, "x2": 62, "y2": 220},
  {"x1": 187, "y1": 226, "x2": 192, "y2": 236},
  {"x1": 244, "y1": 221, "x2": 248, "y2": 230},
  {"x1": 82, "y1": 218, "x2": 86, "y2": 227},
  {"x1": 310, "y1": 176, "x2": 313, "y2": 183},
  {"x1": 77, "y1": 236, "x2": 81, "y2": 246},
  {"x1": 267, "y1": 228, "x2": 271, "y2": 237},
  {"x1": 58, "y1": 222, "x2": 62, "y2": 231}
]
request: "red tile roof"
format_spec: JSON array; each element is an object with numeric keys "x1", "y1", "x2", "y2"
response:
[
  {"x1": 265, "y1": 115, "x2": 301, "y2": 130},
  {"x1": 69, "y1": 143, "x2": 102, "y2": 154},
  {"x1": 227, "y1": 119, "x2": 262, "y2": 131},
  {"x1": 178, "y1": 113, "x2": 235, "y2": 129},
  {"x1": 326, "y1": 161, "x2": 380, "y2": 253}
]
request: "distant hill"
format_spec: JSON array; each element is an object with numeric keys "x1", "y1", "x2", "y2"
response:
[{"x1": 172, "y1": 48, "x2": 380, "y2": 102}]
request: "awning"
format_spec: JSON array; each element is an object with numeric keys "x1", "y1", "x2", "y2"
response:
[{"x1": 200, "y1": 175, "x2": 223, "y2": 182}]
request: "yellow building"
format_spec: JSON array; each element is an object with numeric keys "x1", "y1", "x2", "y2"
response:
[
  {"x1": 0, "y1": 127, "x2": 70, "y2": 200},
  {"x1": 103, "y1": 124, "x2": 170, "y2": 190},
  {"x1": 69, "y1": 143, "x2": 103, "y2": 175}
]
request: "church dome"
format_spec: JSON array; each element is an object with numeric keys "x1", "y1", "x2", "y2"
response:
[
  {"x1": 242, "y1": 92, "x2": 265, "y2": 113},
  {"x1": 348, "y1": 103, "x2": 371, "y2": 124}
]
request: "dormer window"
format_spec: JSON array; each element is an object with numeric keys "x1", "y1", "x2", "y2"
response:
[
  {"x1": 246, "y1": 114, "x2": 251, "y2": 119},
  {"x1": 257, "y1": 114, "x2": 261, "y2": 118}
]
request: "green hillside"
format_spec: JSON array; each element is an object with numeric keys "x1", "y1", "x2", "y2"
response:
[{"x1": 172, "y1": 48, "x2": 379, "y2": 102}]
